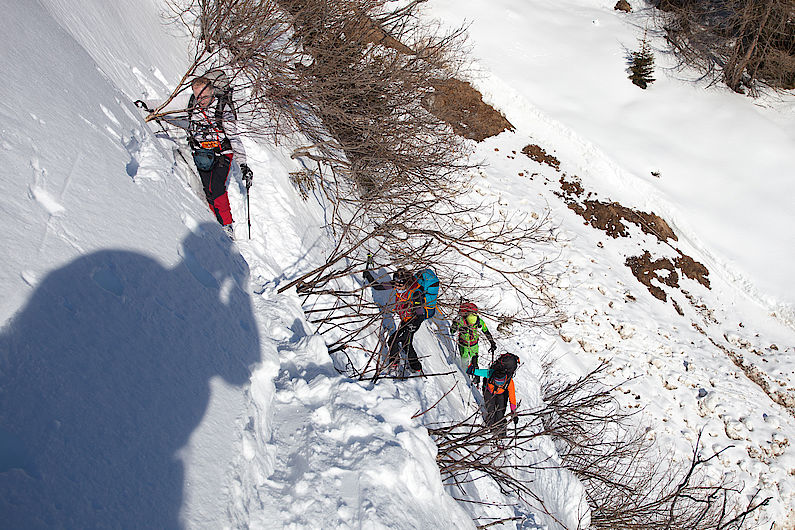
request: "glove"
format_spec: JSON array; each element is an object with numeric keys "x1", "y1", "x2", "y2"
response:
[
  {"x1": 134, "y1": 100, "x2": 152, "y2": 112},
  {"x1": 466, "y1": 363, "x2": 475, "y2": 375},
  {"x1": 473, "y1": 375, "x2": 481, "y2": 385},
  {"x1": 241, "y1": 163, "x2": 253, "y2": 188},
  {"x1": 513, "y1": 415, "x2": 519, "y2": 425},
  {"x1": 489, "y1": 342, "x2": 496, "y2": 355}
]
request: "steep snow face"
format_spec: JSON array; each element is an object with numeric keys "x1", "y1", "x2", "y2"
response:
[
  {"x1": 0, "y1": 0, "x2": 198, "y2": 323},
  {"x1": 0, "y1": 0, "x2": 259, "y2": 527},
  {"x1": 427, "y1": 0, "x2": 795, "y2": 526},
  {"x1": 429, "y1": 0, "x2": 795, "y2": 317},
  {"x1": 1, "y1": 1, "x2": 573, "y2": 528},
  {"x1": 35, "y1": 0, "x2": 185, "y2": 99}
]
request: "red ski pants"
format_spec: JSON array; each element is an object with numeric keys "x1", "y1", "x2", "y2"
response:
[{"x1": 197, "y1": 153, "x2": 234, "y2": 225}]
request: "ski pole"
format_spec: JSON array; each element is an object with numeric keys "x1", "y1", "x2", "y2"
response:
[
  {"x1": 135, "y1": 100, "x2": 178, "y2": 144},
  {"x1": 245, "y1": 178, "x2": 252, "y2": 239},
  {"x1": 134, "y1": 100, "x2": 165, "y2": 131}
]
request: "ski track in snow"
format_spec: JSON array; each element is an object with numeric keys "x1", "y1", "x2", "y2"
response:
[{"x1": 221, "y1": 138, "x2": 520, "y2": 528}]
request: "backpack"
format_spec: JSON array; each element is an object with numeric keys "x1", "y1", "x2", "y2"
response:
[
  {"x1": 415, "y1": 268, "x2": 439, "y2": 318},
  {"x1": 187, "y1": 68, "x2": 236, "y2": 132},
  {"x1": 488, "y1": 353, "x2": 519, "y2": 389}
]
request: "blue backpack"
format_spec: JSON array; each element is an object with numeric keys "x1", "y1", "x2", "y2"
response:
[{"x1": 416, "y1": 268, "x2": 439, "y2": 318}]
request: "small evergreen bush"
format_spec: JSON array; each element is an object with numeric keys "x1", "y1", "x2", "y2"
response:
[{"x1": 629, "y1": 33, "x2": 656, "y2": 89}]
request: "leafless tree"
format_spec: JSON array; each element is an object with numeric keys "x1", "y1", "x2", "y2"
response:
[
  {"x1": 427, "y1": 410, "x2": 578, "y2": 529},
  {"x1": 655, "y1": 0, "x2": 795, "y2": 94},
  {"x1": 540, "y1": 363, "x2": 771, "y2": 529},
  {"x1": 150, "y1": 0, "x2": 562, "y2": 380},
  {"x1": 288, "y1": 199, "x2": 561, "y2": 372},
  {"x1": 427, "y1": 362, "x2": 770, "y2": 529},
  {"x1": 583, "y1": 431, "x2": 771, "y2": 529}
]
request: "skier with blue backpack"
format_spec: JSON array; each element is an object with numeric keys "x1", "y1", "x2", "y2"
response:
[{"x1": 364, "y1": 257, "x2": 439, "y2": 373}]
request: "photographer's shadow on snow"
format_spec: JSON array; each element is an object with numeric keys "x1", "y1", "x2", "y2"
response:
[{"x1": 0, "y1": 224, "x2": 259, "y2": 529}]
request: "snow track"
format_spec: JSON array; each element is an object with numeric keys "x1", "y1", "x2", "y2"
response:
[{"x1": 226, "y1": 289, "x2": 476, "y2": 529}]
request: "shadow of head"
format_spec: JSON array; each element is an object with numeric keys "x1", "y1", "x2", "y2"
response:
[{"x1": 0, "y1": 223, "x2": 259, "y2": 527}]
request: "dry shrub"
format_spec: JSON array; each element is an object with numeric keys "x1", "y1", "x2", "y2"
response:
[
  {"x1": 655, "y1": 0, "x2": 795, "y2": 94},
  {"x1": 541, "y1": 363, "x2": 771, "y2": 529},
  {"x1": 427, "y1": 362, "x2": 771, "y2": 529},
  {"x1": 153, "y1": 0, "x2": 562, "y2": 378}
]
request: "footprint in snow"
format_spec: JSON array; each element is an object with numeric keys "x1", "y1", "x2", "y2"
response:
[{"x1": 28, "y1": 159, "x2": 65, "y2": 216}]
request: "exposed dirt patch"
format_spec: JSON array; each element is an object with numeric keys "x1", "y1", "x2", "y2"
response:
[
  {"x1": 672, "y1": 299, "x2": 684, "y2": 316},
  {"x1": 558, "y1": 175, "x2": 677, "y2": 242},
  {"x1": 619, "y1": 251, "x2": 711, "y2": 304},
  {"x1": 559, "y1": 176, "x2": 584, "y2": 196},
  {"x1": 522, "y1": 144, "x2": 561, "y2": 170},
  {"x1": 424, "y1": 78, "x2": 514, "y2": 141},
  {"x1": 575, "y1": 199, "x2": 677, "y2": 241},
  {"x1": 675, "y1": 254, "x2": 710, "y2": 288},
  {"x1": 625, "y1": 252, "x2": 679, "y2": 301},
  {"x1": 614, "y1": 0, "x2": 632, "y2": 12},
  {"x1": 555, "y1": 174, "x2": 710, "y2": 305}
]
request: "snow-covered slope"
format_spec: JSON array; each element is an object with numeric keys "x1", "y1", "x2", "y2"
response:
[
  {"x1": 428, "y1": 0, "x2": 795, "y2": 316},
  {"x1": 1, "y1": 0, "x2": 256, "y2": 526},
  {"x1": 1, "y1": 0, "x2": 794, "y2": 528},
  {"x1": 1, "y1": 1, "x2": 559, "y2": 528},
  {"x1": 426, "y1": 0, "x2": 795, "y2": 527}
]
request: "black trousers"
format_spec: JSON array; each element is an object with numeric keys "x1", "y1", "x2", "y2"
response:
[
  {"x1": 483, "y1": 385, "x2": 509, "y2": 437},
  {"x1": 387, "y1": 315, "x2": 424, "y2": 371},
  {"x1": 197, "y1": 154, "x2": 232, "y2": 224}
]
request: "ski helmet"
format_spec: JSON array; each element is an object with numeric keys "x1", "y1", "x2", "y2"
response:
[{"x1": 460, "y1": 301, "x2": 478, "y2": 315}]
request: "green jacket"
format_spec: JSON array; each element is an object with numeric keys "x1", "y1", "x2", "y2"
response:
[{"x1": 451, "y1": 315, "x2": 495, "y2": 349}]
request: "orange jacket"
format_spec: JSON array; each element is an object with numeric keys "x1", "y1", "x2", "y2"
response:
[{"x1": 485, "y1": 379, "x2": 517, "y2": 410}]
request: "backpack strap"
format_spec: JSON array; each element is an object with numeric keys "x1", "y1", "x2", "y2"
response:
[
  {"x1": 186, "y1": 94, "x2": 198, "y2": 149},
  {"x1": 214, "y1": 90, "x2": 237, "y2": 131},
  {"x1": 188, "y1": 91, "x2": 232, "y2": 130},
  {"x1": 214, "y1": 97, "x2": 226, "y2": 133}
]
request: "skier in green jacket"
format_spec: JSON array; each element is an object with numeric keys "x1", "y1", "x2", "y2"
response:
[{"x1": 450, "y1": 302, "x2": 496, "y2": 384}]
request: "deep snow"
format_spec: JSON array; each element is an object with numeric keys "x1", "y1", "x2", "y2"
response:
[{"x1": 1, "y1": 0, "x2": 794, "y2": 528}]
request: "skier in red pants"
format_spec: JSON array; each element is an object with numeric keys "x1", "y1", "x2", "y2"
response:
[
  {"x1": 187, "y1": 76, "x2": 251, "y2": 234},
  {"x1": 150, "y1": 71, "x2": 253, "y2": 237}
]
